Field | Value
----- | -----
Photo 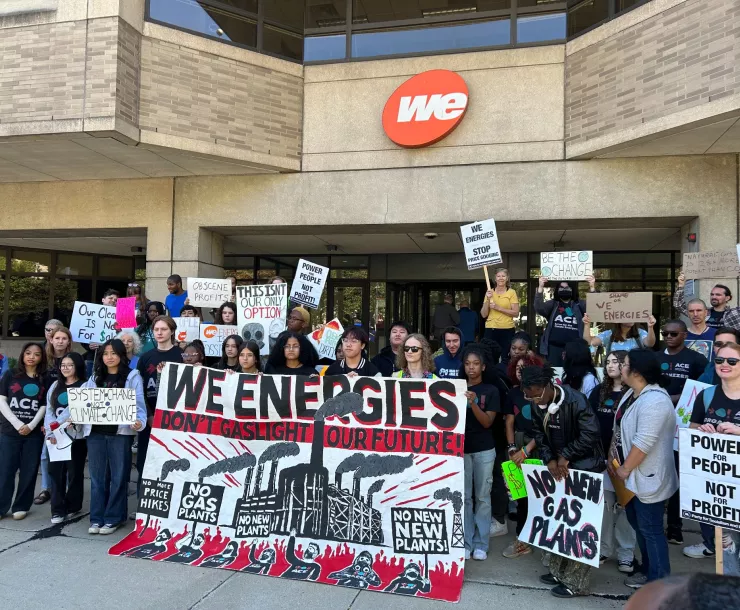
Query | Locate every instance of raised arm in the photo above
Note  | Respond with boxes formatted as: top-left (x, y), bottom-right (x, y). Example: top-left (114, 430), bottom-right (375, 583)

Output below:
top-left (673, 273), bottom-right (688, 317)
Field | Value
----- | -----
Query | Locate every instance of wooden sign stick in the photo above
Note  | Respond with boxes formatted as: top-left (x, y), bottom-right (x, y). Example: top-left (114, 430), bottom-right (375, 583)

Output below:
top-left (483, 265), bottom-right (491, 291)
top-left (716, 527), bottom-right (724, 574)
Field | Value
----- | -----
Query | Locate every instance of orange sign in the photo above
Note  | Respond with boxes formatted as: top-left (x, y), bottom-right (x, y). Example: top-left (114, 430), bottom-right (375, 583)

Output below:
top-left (382, 70), bottom-right (469, 148)
top-left (202, 325), bottom-right (218, 339)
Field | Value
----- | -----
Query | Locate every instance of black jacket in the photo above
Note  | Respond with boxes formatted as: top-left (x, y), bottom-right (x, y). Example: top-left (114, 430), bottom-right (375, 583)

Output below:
top-left (531, 385), bottom-right (605, 473)
top-left (371, 346), bottom-right (398, 378)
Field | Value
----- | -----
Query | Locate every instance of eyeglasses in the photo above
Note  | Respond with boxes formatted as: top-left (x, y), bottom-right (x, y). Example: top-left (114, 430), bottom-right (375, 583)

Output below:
top-left (525, 387), bottom-right (547, 404)
top-left (182, 353), bottom-right (197, 360)
top-left (403, 346), bottom-right (421, 353)
top-left (59, 364), bottom-right (75, 369)
top-left (715, 357), bottom-right (740, 366)
top-left (342, 338), bottom-right (360, 345)
top-left (128, 283), bottom-right (139, 287)
top-left (288, 316), bottom-right (304, 323)
top-left (661, 331), bottom-right (682, 337)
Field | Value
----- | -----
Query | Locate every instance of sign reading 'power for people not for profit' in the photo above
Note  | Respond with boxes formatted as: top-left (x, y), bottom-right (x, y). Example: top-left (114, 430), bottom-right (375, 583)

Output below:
top-left (461, 219), bottom-right (503, 270)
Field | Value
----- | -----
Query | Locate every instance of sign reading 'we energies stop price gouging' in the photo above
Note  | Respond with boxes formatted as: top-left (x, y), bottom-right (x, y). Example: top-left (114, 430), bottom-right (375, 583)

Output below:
top-left (460, 219), bottom-right (503, 270)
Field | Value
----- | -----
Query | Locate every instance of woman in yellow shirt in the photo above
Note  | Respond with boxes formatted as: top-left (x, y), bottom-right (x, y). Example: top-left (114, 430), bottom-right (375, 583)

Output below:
top-left (480, 268), bottom-right (519, 362)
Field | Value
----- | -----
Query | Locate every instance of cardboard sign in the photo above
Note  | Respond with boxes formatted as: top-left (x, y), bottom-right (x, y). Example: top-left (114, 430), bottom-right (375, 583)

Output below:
top-left (290, 259), bottom-right (329, 309)
top-left (68, 387), bottom-right (136, 425)
top-left (174, 317), bottom-right (200, 343)
top-left (460, 219), bottom-right (502, 270)
top-left (111, 364), bottom-right (468, 603)
top-left (308, 319), bottom-right (344, 360)
top-left (188, 278), bottom-right (232, 309)
top-left (116, 297), bottom-right (138, 329)
top-left (540, 251), bottom-right (593, 282)
top-left (586, 292), bottom-right (652, 323)
top-left (679, 429), bottom-right (740, 532)
top-left (674, 380), bottom-right (712, 451)
top-left (683, 250), bottom-right (740, 279)
top-left (519, 465), bottom-right (604, 567)
top-left (199, 324), bottom-right (239, 358)
top-left (236, 284), bottom-right (288, 356)
top-left (502, 459), bottom-right (544, 500)
top-left (69, 301), bottom-right (117, 343)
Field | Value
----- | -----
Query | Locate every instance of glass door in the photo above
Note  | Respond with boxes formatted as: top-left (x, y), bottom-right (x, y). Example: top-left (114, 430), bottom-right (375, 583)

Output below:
top-left (328, 281), bottom-right (369, 336)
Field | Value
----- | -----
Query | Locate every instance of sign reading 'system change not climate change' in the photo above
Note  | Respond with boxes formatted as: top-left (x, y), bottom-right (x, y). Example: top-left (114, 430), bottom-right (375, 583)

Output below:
top-left (289, 259), bottom-right (329, 309)
top-left (540, 251), bottom-right (593, 282)
top-left (460, 219), bottom-right (503, 270)
top-left (68, 387), bottom-right (136, 425)
top-left (586, 292), bottom-right (652, 323)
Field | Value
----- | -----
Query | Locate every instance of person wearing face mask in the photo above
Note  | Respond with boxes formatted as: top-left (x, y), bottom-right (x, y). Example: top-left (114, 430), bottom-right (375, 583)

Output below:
top-left (371, 321), bottom-right (410, 377)
top-left (535, 276), bottom-right (596, 367)
top-left (521, 363), bottom-right (604, 598)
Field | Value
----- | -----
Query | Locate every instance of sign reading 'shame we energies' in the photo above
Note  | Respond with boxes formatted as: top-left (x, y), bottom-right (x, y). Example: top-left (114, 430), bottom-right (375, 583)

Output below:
top-left (111, 364), bottom-right (467, 603)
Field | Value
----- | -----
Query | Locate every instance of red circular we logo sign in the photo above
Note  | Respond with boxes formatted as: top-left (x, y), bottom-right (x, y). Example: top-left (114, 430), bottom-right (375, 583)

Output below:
top-left (382, 70), bottom-right (469, 148)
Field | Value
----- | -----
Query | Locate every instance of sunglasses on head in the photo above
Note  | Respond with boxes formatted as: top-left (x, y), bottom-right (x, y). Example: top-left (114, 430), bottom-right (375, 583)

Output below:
top-left (128, 283), bottom-right (139, 287)
top-left (715, 357), bottom-right (740, 366)
top-left (404, 346), bottom-right (421, 353)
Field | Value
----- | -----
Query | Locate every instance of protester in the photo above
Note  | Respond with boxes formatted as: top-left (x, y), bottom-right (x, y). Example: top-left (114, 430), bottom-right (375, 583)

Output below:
top-left (179, 305), bottom-right (200, 318)
top-left (675, 273), bottom-right (732, 329)
top-left (286, 306), bottom-right (310, 334)
top-left (182, 341), bottom-right (206, 367)
top-left (496, 331), bottom-right (533, 378)
top-left (612, 349), bottom-right (677, 589)
top-left (235, 341), bottom-right (261, 374)
top-left (535, 275), bottom-right (595, 366)
top-left (521, 362), bottom-right (604, 598)
top-left (215, 335), bottom-right (243, 372)
top-left (325, 327), bottom-right (379, 376)
top-left (685, 343), bottom-right (740, 559)
top-left (434, 326), bottom-right (463, 379)
top-left (457, 299), bottom-right (479, 345)
top-left (394, 334), bottom-right (436, 379)
top-left (165, 274), bottom-right (188, 317)
top-left (265, 332), bottom-right (318, 376)
top-left (371, 321), bottom-right (410, 377)
top-left (83, 339), bottom-right (145, 534)
top-left (698, 326), bottom-right (740, 384)
top-left (582, 314), bottom-right (656, 353)
top-left (684, 298), bottom-right (716, 358)
top-left (481, 269), bottom-right (519, 361)
top-left (43, 319), bottom-right (63, 348)
top-left (271, 276), bottom-right (286, 284)
top-left (116, 329), bottom-right (142, 370)
top-left (624, 573), bottom-right (740, 610)
top-left (501, 353), bottom-right (544, 559)
top-left (46, 326), bottom-right (72, 380)
top-left (136, 301), bottom-right (164, 353)
top-left (588, 350), bottom-right (636, 573)
top-left (432, 293), bottom-right (460, 342)
top-left (460, 344), bottom-right (499, 561)
top-left (0, 343), bottom-right (48, 520)
top-left (44, 352), bottom-right (87, 524)
top-left (215, 302), bottom-right (238, 326)
top-left (126, 282), bottom-right (148, 323)
top-left (82, 290), bottom-right (120, 379)
top-left (562, 339), bottom-right (599, 398)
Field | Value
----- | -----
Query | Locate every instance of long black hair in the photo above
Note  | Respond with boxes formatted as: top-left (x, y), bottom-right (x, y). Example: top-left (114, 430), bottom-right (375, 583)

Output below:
top-left (215, 302), bottom-right (237, 325)
top-left (239, 341), bottom-right (263, 372)
top-left (139, 301), bottom-right (165, 330)
top-left (13, 342), bottom-right (47, 378)
top-left (267, 331), bottom-right (318, 369)
top-left (93, 339), bottom-right (131, 388)
top-left (562, 339), bottom-right (598, 393)
top-left (51, 352), bottom-right (87, 407)
top-left (598, 350), bottom-right (627, 407)
top-left (625, 348), bottom-right (670, 389)
top-left (217, 334), bottom-right (243, 369)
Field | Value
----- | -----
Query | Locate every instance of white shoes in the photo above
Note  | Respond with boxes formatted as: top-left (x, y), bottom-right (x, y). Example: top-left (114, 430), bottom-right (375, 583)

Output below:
top-left (489, 519), bottom-right (507, 537)
top-left (464, 549), bottom-right (471, 560)
top-left (12, 511), bottom-right (27, 520)
top-left (99, 523), bottom-right (120, 535)
top-left (51, 515), bottom-right (65, 525)
top-left (683, 543), bottom-right (715, 559)
top-left (472, 549), bottom-right (488, 561)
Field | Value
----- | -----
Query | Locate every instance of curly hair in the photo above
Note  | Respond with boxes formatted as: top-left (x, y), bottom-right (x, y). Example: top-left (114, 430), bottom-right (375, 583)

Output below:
top-left (395, 333), bottom-right (435, 373)
top-left (520, 363), bottom-right (556, 390)
top-left (507, 353), bottom-right (545, 386)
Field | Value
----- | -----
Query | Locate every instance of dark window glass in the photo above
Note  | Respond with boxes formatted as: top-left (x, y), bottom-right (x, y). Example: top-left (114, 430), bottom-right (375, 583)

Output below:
top-left (353, 1), bottom-right (511, 23)
top-left (11, 250), bottom-right (50, 273)
top-left (218, 0), bottom-right (258, 12)
top-left (517, 12), bottom-right (566, 43)
top-left (0, 277), bottom-right (4, 337)
top-left (351, 18), bottom-right (510, 58)
top-left (95, 281), bottom-right (129, 303)
top-left (306, 0), bottom-right (346, 28)
top-left (99, 257), bottom-right (132, 279)
top-left (56, 253), bottom-right (93, 276)
top-left (304, 34), bottom-right (347, 61)
top-left (263, 24), bottom-right (303, 61)
top-left (0, 250), bottom-right (6, 272)
top-left (617, 0), bottom-right (645, 11)
top-left (567, 0), bottom-right (609, 38)
top-left (518, 0), bottom-right (563, 6)
top-left (8, 276), bottom-right (50, 338)
top-left (264, 0), bottom-right (304, 30)
top-left (54, 279), bottom-right (93, 328)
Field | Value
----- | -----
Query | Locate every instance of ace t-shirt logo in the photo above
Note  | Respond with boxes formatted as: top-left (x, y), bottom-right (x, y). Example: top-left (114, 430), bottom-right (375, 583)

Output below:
top-left (553, 305), bottom-right (577, 331)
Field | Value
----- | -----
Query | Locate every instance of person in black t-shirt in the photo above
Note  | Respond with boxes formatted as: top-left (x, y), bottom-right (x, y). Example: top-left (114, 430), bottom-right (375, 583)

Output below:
top-left (325, 327), bottom-right (379, 377)
top-left (0, 342), bottom-right (48, 520)
top-left (265, 332), bottom-right (319, 376)
top-left (215, 335), bottom-right (243, 372)
top-left (461, 344), bottom-right (499, 562)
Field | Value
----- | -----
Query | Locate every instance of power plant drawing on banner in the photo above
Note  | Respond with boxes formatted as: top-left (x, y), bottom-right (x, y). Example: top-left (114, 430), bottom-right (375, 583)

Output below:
top-left (110, 364), bottom-right (467, 603)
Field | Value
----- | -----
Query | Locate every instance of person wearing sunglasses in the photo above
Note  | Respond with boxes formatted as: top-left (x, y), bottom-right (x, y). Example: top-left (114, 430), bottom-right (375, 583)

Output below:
top-left (685, 343), bottom-right (740, 560)
top-left (521, 363), bottom-right (604, 598)
top-left (325, 327), bottom-right (379, 377)
top-left (698, 327), bottom-right (740, 384)
top-left (394, 334), bottom-right (437, 379)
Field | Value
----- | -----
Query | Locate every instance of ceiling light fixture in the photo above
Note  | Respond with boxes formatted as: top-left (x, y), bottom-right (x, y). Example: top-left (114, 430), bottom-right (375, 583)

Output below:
top-left (421, 6), bottom-right (477, 17)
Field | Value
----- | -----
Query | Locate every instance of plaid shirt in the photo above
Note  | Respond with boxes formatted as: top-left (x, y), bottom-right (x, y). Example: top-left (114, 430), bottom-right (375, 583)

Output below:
top-left (675, 284), bottom-right (740, 329)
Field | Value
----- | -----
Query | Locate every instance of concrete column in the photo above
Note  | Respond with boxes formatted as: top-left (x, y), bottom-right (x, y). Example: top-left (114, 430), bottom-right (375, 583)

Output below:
top-left (170, 228), bottom-right (225, 282)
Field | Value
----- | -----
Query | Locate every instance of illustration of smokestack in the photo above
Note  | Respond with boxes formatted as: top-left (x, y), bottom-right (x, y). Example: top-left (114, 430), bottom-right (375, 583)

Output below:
top-left (352, 477), bottom-right (360, 500)
top-left (253, 463), bottom-right (265, 494)
top-left (313, 392), bottom-right (364, 469)
top-left (335, 472), bottom-right (342, 487)
top-left (268, 461), bottom-right (278, 494)
top-left (243, 466), bottom-right (254, 500)
top-left (311, 421), bottom-right (324, 468)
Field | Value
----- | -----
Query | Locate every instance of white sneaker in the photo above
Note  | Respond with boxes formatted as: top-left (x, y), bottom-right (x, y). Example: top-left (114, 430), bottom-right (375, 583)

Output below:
top-left (464, 549), bottom-right (471, 560)
top-left (489, 519), bottom-right (507, 537)
top-left (88, 524), bottom-right (101, 534)
top-left (683, 543), bottom-right (715, 559)
top-left (50, 515), bottom-right (65, 525)
top-left (12, 511), bottom-right (27, 520)
top-left (99, 523), bottom-right (120, 535)
top-left (472, 549), bottom-right (488, 561)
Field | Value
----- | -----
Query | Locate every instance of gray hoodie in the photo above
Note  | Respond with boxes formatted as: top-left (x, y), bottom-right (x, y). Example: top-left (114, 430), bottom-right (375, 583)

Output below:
top-left (617, 384), bottom-right (678, 504)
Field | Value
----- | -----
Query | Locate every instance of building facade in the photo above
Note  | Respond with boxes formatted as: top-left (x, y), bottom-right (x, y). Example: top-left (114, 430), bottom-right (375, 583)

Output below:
top-left (0, 0), bottom-right (738, 354)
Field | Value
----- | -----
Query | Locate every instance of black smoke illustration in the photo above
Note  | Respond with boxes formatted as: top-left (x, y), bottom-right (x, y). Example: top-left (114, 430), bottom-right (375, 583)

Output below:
top-left (258, 442), bottom-right (300, 464)
top-left (334, 453), bottom-right (367, 486)
top-left (354, 453), bottom-right (414, 480)
top-left (366, 479), bottom-right (385, 506)
top-left (433, 487), bottom-right (463, 513)
top-left (315, 392), bottom-right (364, 421)
top-left (161, 459), bottom-right (190, 481)
top-left (198, 452), bottom-right (256, 479)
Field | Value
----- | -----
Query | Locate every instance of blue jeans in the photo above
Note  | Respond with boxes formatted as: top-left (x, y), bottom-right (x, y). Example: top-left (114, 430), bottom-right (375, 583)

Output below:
top-left (625, 496), bottom-right (671, 582)
top-left (0, 433), bottom-right (43, 514)
top-left (40, 442), bottom-right (50, 491)
top-left (87, 433), bottom-right (133, 526)
top-left (464, 448), bottom-right (496, 553)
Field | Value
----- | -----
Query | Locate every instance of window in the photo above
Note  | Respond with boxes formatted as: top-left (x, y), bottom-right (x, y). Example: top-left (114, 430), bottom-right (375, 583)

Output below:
top-left (263, 24), bottom-right (303, 61)
top-left (517, 13), bottom-right (566, 43)
top-left (306, 0), bottom-right (346, 28)
top-left (353, 1), bottom-right (511, 23)
top-left (567, 0), bottom-right (609, 38)
top-left (264, 0), bottom-right (304, 30)
top-left (99, 257), bottom-right (133, 279)
top-left (304, 35), bottom-right (346, 61)
top-left (11, 250), bottom-right (50, 273)
top-left (57, 253), bottom-right (93, 276)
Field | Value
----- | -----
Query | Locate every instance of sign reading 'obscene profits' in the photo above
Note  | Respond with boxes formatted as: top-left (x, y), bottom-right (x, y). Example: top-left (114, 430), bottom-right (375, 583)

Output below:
top-left (68, 387), bottom-right (136, 425)
top-left (540, 251), bottom-right (593, 282)
top-left (586, 292), bottom-right (652, 323)
top-left (683, 250), bottom-right (740, 279)
top-left (290, 259), bottom-right (329, 309)
top-left (188, 278), bottom-right (232, 308)
top-left (460, 219), bottom-right (503, 270)
top-left (680, 428), bottom-right (740, 532)
top-left (69, 301), bottom-right (117, 343)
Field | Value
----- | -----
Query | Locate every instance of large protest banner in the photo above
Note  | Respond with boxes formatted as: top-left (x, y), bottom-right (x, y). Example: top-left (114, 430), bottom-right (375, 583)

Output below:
top-left (69, 301), bottom-right (116, 343)
top-left (518, 464), bottom-right (604, 567)
top-left (540, 251), bottom-right (593, 282)
top-left (679, 428), bottom-right (740, 532)
top-left (460, 219), bottom-right (502, 270)
top-left (236, 284), bottom-right (288, 355)
top-left (111, 364), bottom-right (467, 603)
top-left (586, 292), bottom-right (652, 323)
top-left (290, 259), bottom-right (329, 309)
top-left (683, 250), bottom-right (740, 279)
top-left (188, 278), bottom-right (232, 309)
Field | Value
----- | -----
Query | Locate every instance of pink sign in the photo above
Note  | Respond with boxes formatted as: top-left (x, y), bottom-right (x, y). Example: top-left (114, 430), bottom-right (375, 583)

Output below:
top-left (116, 297), bottom-right (137, 329)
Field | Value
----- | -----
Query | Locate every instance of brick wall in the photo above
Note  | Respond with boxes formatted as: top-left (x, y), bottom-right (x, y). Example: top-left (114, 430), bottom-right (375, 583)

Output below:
top-left (139, 38), bottom-right (303, 160)
top-left (566, 0), bottom-right (740, 148)
top-left (117, 19), bottom-right (141, 126)
top-left (85, 17), bottom-right (119, 120)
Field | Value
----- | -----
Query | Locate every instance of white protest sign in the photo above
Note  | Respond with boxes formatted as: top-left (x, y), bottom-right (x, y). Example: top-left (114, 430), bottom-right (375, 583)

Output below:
top-left (68, 387), bottom-right (137, 425)
top-left (674, 380), bottom-right (712, 451)
top-left (290, 259), bottom-right (329, 309)
top-left (679, 428), bottom-right (740, 532)
top-left (519, 464), bottom-right (604, 567)
top-left (460, 218), bottom-right (502, 270)
top-left (187, 277), bottom-right (232, 309)
top-left (69, 301), bottom-right (116, 343)
top-left (200, 324), bottom-right (239, 358)
top-left (540, 251), bottom-right (593, 282)
top-left (236, 283), bottom-right (288, 355)
top-left (174, 317), bottom-right (200, 343)
top-left (308, 319), bottom-right (344, 360)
